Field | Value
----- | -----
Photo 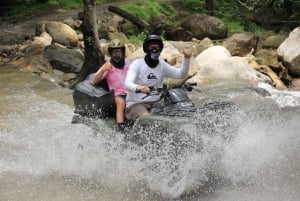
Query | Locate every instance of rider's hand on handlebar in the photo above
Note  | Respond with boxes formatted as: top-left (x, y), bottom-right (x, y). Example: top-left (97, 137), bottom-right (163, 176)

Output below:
top-left (136, 85), bottom-right (151, 94)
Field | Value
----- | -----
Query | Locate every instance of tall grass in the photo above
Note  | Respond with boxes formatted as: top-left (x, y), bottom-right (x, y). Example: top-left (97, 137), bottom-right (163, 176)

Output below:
top-left (120, 0), bottom-right (164, 19)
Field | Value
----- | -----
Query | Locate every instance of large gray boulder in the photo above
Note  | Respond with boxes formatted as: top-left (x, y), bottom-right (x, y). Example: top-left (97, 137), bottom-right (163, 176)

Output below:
top-left (277, 27), bottom-right (300, 77)
top-left (36, 21), bottom-right (79, 47)
top-left (222, 32), bottom-right (259, 56)
top-left (180, 14), bottom-right (227, 40)
top-left (191, 45), bottom-right (270, 85)
top-left (43, 45), bottom-right (84, 73)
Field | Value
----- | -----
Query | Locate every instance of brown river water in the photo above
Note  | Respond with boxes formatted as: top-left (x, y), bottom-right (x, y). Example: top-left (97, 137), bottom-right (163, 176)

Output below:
top-left (0, 64), bottom-right (300, 201)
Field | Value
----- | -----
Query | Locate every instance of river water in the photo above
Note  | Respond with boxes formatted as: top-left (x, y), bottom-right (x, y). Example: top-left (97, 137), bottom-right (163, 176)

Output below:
top-left (0, 64), bottom-right (299, 201)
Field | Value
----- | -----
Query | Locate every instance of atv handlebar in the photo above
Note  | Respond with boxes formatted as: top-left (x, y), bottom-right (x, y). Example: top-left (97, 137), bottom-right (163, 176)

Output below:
top-left (137, 86), bottom-right (163, 99)
top-left (136, 82), bottom-right (197, 99)
top-left (183, 82), bottom-right (197, 92)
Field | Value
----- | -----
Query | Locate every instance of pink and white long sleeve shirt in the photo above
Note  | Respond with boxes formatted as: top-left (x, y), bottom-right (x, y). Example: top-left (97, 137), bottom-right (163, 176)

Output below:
top-left (95, 60), bottom-right (130, 96)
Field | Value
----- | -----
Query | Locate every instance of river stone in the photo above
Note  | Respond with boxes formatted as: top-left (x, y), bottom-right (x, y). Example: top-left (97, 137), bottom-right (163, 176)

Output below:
top-left (278, 27), bottom-right (300, 77)
top-left (36, 21), bottom-right (79, 47)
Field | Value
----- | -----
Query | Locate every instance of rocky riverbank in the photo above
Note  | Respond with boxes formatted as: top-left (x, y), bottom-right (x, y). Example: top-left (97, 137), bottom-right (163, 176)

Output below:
top-left (0, 2), bottom-right (299, 90)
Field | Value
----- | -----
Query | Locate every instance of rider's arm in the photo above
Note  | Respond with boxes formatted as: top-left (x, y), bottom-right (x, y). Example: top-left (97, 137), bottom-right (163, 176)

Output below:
top-left (125, 62), bottom-right (139, 92)
top-left (163, 57), bottom-right (190, 78)
top-left (93, 63), bottom-right (110, 84)
top-left (164, 49), bottom-right (192, 78)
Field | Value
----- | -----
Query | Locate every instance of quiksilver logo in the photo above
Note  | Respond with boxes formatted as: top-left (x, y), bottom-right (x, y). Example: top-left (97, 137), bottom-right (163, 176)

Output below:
top-left (147, 73), bottom-right (157, 80)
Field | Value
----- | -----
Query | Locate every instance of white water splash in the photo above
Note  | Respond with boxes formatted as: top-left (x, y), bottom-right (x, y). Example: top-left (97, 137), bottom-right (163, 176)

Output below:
top-left (1, 67), bottom-right (300, 200)
top-left (257, 82), bottom-right (300, 107)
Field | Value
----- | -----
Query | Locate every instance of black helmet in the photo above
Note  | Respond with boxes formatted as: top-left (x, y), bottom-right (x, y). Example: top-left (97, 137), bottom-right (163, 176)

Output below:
top-left (108, 39), bottom-right (125, 56)
top-left (143, 34), bottom-right (164, 53)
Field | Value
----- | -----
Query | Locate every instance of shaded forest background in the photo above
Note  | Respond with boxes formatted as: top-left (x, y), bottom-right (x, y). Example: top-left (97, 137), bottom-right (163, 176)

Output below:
top-left (1, 0), bottom-right (300, 37)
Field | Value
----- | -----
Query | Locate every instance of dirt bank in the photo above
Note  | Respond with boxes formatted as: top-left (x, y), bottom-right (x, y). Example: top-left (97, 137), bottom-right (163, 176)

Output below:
top-left (0, 3), bottom-right (117, 45)
top-left (0, 0), bottom-right (180, 46)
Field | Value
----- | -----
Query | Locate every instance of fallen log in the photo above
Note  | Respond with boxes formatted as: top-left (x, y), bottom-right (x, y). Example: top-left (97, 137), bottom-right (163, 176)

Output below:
top-left (249, 59), bottom-right (287, 89)
top-left (108, 5), bottom-right (150, 32)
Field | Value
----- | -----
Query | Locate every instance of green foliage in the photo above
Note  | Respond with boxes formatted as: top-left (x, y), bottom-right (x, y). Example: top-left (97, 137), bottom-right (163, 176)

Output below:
top-left (47, 0), bottom-right (82, 9)
top-left (240, 18), bottom-right (265, 33)
top-left (160, 3), bottom-right (178, 25)
top-left (96, 0), bottom-right (121, 3)
top-left (0, 3), bottom-right (46, 17)
top-left (1, 0), bottom-right (279, 35)
top-left (120, 0), bottom-right (164, 19)
top-left (214, 0), bottom-right (244, 32)
top-left (86, 36), bottom-right (94, 45)
top-left (178, 0), bottom-right (267, 33)
top-left (119, 0), bottom-right (177, 27)
top-left (17, 0), bottom-right (47, 4)
top-left (182, 0), bottom-right (205, 13)
top-left (212, 0), bottom-right (265, 33)
top-left (222, 18), bottom-right (244, 33)
top-left (20, 0), bottom-right (35, 5)
top-left (128, 32), bottom-right (147, 45)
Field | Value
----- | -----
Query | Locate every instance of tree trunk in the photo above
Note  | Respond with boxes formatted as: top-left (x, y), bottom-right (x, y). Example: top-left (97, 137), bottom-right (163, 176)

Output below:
top-left (205, 0), bottom-right (214, 16)
top-left (70, 0), bottom-right (105, 88)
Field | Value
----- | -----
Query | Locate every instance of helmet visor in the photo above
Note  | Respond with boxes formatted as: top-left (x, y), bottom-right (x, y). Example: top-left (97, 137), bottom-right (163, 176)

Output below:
top-left (110, 48), bottom-right (123, 63)
top-left (147, 43), bottom-right (161, 52)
